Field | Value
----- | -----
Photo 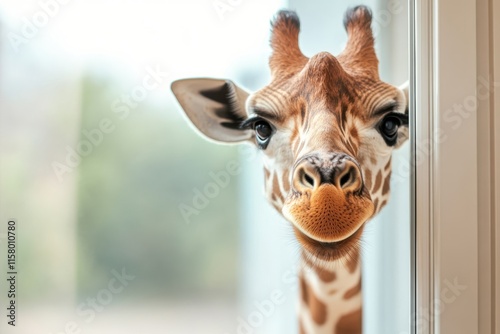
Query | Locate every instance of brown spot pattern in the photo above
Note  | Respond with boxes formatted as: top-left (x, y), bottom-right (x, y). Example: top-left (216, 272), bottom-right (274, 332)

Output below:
top-left (343, 276), bottom-right (362, 300)
top-left (317, 268), bottom-right (337, 283)
top-left (380, 199), bottom-right (388, 209)
top-left (303, 256), bottom-right (337, 283)
top-left (335, 308), bottom-right (362, 334)
top-left (381, 171), bottom-right (391, 195)
top-left (384, 158), bottom-right (391, 171)
top-left (300, 276), bottom-right (308, 304)
top-left (349, 126), bottom-right (359, 142)
top-left (272, 172), bottom-right (279, 192)
top-left (300, 276), bottom-right (328, 325)
top-left (372, 170), bottom-right (382, 193)
top-left (364, 169), bottom-right (372, 191)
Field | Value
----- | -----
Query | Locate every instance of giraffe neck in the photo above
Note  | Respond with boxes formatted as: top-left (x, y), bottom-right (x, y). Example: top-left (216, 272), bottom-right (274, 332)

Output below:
top-left (298, 248), bottom-right (362, 334)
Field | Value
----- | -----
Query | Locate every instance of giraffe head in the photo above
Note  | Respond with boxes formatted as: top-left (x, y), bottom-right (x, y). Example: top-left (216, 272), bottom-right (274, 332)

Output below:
top-left (172, 6), bottom-right (409, 262)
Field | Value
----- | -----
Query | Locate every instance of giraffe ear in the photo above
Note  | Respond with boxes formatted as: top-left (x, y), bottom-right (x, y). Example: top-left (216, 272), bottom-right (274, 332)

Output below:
top-left (171, 78), bottom-right (253, 143)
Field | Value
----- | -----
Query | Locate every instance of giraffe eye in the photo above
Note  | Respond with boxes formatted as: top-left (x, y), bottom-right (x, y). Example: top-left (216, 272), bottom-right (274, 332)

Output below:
top-left (379, 115), bottom-right (401, 145)
top-left (254, 120), bottom-right (273, 148)
top-left (255, 121), bottom-right (272, 139)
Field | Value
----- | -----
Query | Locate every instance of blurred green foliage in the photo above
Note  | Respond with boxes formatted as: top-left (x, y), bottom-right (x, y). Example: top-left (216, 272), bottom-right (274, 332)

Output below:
top-left (76, 72), bottom-right (241, 300)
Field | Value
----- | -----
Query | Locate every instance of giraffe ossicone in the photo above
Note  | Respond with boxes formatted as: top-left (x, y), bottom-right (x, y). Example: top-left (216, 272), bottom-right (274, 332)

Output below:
top-left (172, 5), bottom-right (408, 334)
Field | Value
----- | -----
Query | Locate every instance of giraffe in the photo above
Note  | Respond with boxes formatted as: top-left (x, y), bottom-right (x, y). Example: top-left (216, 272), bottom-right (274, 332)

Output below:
top-left (171, 6), bottom-right (408, 334)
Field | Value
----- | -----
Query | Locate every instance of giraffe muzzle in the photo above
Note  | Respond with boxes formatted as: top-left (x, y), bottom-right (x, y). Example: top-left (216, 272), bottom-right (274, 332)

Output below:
top-left (283, 152), bottom-right (374, 247)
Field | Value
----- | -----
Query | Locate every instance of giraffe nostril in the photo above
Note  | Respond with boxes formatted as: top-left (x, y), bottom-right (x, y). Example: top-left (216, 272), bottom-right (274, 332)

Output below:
top-left (339, 168), bottom-right (353, 188)
top-left (303, 172), bottom-right (315, 188)
top-left (336, 162), bottom-right (362, 193)
top-left (293, 165), bottom-right (320, 191)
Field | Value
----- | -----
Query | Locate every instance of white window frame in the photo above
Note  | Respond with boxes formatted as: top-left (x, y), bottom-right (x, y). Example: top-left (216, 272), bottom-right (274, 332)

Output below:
top-left (411, 0), bottom-right (499, 333)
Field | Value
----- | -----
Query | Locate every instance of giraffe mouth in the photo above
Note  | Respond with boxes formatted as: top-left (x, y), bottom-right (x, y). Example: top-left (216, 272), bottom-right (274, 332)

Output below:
top-left (282, 183), bottom-right (373, 260)
top-left (293, 224), bottom-right (364, 261)
top-left (282, 184), bottom-right (373, 239)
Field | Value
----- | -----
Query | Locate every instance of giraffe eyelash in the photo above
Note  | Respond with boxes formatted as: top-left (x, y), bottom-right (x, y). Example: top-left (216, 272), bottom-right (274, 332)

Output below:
top-left (239, 117), bottom-right (258, 130)
top-left (384, 112), bottom-right (408, 125)
top-left (239, 116), bottom-right (269, 130)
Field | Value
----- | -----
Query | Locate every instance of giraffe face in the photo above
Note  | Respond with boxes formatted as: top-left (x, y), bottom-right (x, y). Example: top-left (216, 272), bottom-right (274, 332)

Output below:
top-left (171, 6), bottom-right (409, 262)
top-left (243, 8), bottom-right (408, 260)
top-left (247, 62), bottom-right (407, 261)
